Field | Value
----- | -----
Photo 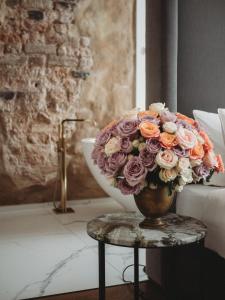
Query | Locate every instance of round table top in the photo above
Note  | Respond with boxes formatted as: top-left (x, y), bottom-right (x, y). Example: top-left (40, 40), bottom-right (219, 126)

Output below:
top-left (87, 212), bottom-right (207, 248)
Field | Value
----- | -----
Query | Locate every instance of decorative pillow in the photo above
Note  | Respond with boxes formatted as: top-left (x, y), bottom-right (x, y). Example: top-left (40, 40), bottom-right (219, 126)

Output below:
top-left (193, 110), bottom-right (225, 186)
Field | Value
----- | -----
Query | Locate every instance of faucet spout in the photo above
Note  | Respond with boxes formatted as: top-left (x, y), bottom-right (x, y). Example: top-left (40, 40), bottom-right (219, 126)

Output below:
top-left (54, 118), bottom-right (86, 214)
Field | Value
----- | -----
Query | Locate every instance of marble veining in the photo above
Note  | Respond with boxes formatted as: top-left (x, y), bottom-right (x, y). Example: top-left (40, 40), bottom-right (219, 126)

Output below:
top-left (0, 198), bottom-right (147, 300)
top-left (87, 212), bottom-right (207, 248)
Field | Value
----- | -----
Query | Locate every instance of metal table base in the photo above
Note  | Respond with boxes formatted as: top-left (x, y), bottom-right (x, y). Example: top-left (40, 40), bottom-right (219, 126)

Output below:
top-left (98, 241), bottom-right (140, 300)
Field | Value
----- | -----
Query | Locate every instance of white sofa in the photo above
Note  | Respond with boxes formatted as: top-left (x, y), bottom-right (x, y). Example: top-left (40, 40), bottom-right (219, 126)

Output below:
top-left (176, 184), bottom-right (225, 259)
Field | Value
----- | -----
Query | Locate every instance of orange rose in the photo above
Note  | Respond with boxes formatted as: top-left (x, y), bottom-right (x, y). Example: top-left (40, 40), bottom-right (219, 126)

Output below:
top-left (203, 150), bottom-right (218, 168)
top-left (159, 132), bottom-right (178, 149)
top-left (176, 113), bottom-right (196, 126)
top-left (215, 154), bottom-right (225, 173)
top-left (138, 110), bottom-right (158, 119)
top-left (199, 131), bottom-right (214, 152)
top-left (139, 121), bottom-right (160, 138)
top-left (189, 141), bottom-right (205, 160)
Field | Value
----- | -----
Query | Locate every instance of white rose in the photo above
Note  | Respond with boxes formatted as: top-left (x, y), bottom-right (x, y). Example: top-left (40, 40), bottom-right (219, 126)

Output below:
top-left (159, 168), bottom-right (178, 182)
top-left (175, 184), bottom-right (184, 192)
top-left (190, 159), bottom-right (202, 167)
top-left (122, 108), bottom-right (140, 120)
top-left (163, 122), bottom-right (177, 134)
top-left (149, 102), bottom-right (165, 114)
top-left (177, 157), bottom-right (190, 172)
top-left (179, 168), bottom-right (193, 185)
top-left (104, 137), bottom-right (121, 156)
top-left (156, 150), bottom-right (178, 169)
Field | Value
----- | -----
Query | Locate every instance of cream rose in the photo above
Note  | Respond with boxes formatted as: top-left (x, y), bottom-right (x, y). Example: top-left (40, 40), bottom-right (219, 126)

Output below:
top-left (159, 168), bottom-right (178, 182)
top-left (176, 127), bottom-right (197, 149)
top-left (138, 142), bottom-right (146, 152)
top-left (156, 150), bottom-right (178, 169)
top-left (149, 102), bottom-right (165, 114)
top-left (122, 108), bottom-right (140, 120)
top-left (175, 184), bottom-right (184, 192)
top-left (179, 168), bottom-right (193, 185)
top-left (177, 157), bottom-right (190, 172)
top-left (104, 137), bottom-right (121, 156)
top-left (190, 158), bottom-right (202, 167)
top-left (163, 122), bottom-right (177, 134)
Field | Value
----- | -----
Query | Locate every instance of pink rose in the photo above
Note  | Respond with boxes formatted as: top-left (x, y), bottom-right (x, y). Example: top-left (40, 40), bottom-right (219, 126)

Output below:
top-left (176, 127), bottom-right (197, 149)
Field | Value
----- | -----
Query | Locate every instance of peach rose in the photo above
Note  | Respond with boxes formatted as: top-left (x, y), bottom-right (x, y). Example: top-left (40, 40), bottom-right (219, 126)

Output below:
top-left (176, 127), bottom-right (197, 149)
top-left (189, 141), bottom-right (205, 160)
top-left (159, 132), bottom-right (178, 149)
top-left (138, 110), bottom-right (158, 119)
top-left (216, 154), bottom-right (225, 173)
top-left (199, 131), bottom-right (214, 152)
top-left (176, 113), bottom-right (195, 126)
top-left (156, 150), bottom-right (178, 169)
top-left (159, 168), bottom-right (178, 182)
top-left (139, 121), bottom-right (160, 138)
top-left (203, 150), bottom-right (218, 168)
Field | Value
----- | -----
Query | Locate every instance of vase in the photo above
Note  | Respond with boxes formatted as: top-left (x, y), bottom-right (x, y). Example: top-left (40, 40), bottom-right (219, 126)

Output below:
top-left (134, 186), bottom-right (175, 229)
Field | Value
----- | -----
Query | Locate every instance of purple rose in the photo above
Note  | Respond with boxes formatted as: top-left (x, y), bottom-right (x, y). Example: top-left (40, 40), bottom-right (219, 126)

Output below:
top-left (193, 164), bottom-right (210, 180)
top-left (117, 119), bottom-right (139, 137)
top-left (123, 156), bottom-right (147, 186)
top-left (146, 138), bottom-right (161, 153)
top-left (139, 148), bottom-right (157, 171)
top-left (173, 145), bottom-right (189, 157)
top-left (121, 137), bottom-right (133, 153)
top-left (117, 179), bottom-right (141, 195)
top-left (96, 129), bottom-right (111, 146)
top-left (160, 110), bottom-right (177, 123)
top-left (138, 115), bottom-right (160, 125)
top-left (105, 152), bottom-right (127, 176)
top-left (176, 119), bottom-right (193, 131)
top-left (96, 152), bottom-right (108, 173)
top-left (91, 146), bottom-right (104, 164)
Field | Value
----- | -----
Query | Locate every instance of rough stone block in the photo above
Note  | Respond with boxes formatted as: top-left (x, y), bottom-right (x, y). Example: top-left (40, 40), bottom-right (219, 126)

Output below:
top-left (0, 55), bottom-right (27, 66)
top-left (28, 10), bottom-right (44, 21)
top-left (28, 55), bottom-right (46, 68)
top-left (5, 43), bottom-right (22, 54)
top-left (0, 91), bottom-right (16, 101)
top-left (21, 0), bottom-right (52, 9)
top-left (0, 43), bottom-right (4, 56)
top-left (25, 44), bottom-right (56, 55)
top-left (48, 55), bottom-right (78, 67)
top-left (6, 0), bottom-right (20, 7)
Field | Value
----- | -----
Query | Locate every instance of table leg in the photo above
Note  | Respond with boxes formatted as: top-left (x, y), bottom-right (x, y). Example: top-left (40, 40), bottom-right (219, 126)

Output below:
top-left (134, 246), bottom-right (139, 300)
top-left (99, 241), bottom-right (105, 300)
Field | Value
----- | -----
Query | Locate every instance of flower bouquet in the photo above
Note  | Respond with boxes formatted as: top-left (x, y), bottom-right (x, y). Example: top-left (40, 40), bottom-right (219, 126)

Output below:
top-left (92, 103), bottom-right (224, 226)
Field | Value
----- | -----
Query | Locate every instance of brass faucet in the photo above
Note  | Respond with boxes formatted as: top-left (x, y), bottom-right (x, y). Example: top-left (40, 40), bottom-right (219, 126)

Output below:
top-left (54, 118), bottom-right (85, 214)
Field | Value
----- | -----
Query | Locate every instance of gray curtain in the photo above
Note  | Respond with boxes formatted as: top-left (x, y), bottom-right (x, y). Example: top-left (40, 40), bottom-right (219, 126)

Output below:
top-left (146, 0), bottom-right (178, 112)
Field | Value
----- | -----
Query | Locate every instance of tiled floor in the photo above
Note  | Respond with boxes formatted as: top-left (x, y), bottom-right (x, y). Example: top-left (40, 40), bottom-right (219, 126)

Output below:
top-left (0, 198), bottom-right (147, 300)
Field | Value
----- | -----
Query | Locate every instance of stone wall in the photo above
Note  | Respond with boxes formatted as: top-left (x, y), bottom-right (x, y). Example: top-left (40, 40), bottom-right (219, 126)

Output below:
top-left (0, 0), bottom-right (135, 205)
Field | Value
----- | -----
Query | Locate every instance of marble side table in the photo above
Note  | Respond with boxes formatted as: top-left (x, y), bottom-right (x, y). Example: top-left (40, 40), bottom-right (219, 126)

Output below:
top-left (87, 212), bottom-right (207, 300)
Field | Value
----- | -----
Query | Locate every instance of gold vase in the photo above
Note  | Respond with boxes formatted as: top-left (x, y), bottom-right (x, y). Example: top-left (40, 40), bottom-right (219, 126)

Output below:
top-left (134, 186), bottom-right (175, 229)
